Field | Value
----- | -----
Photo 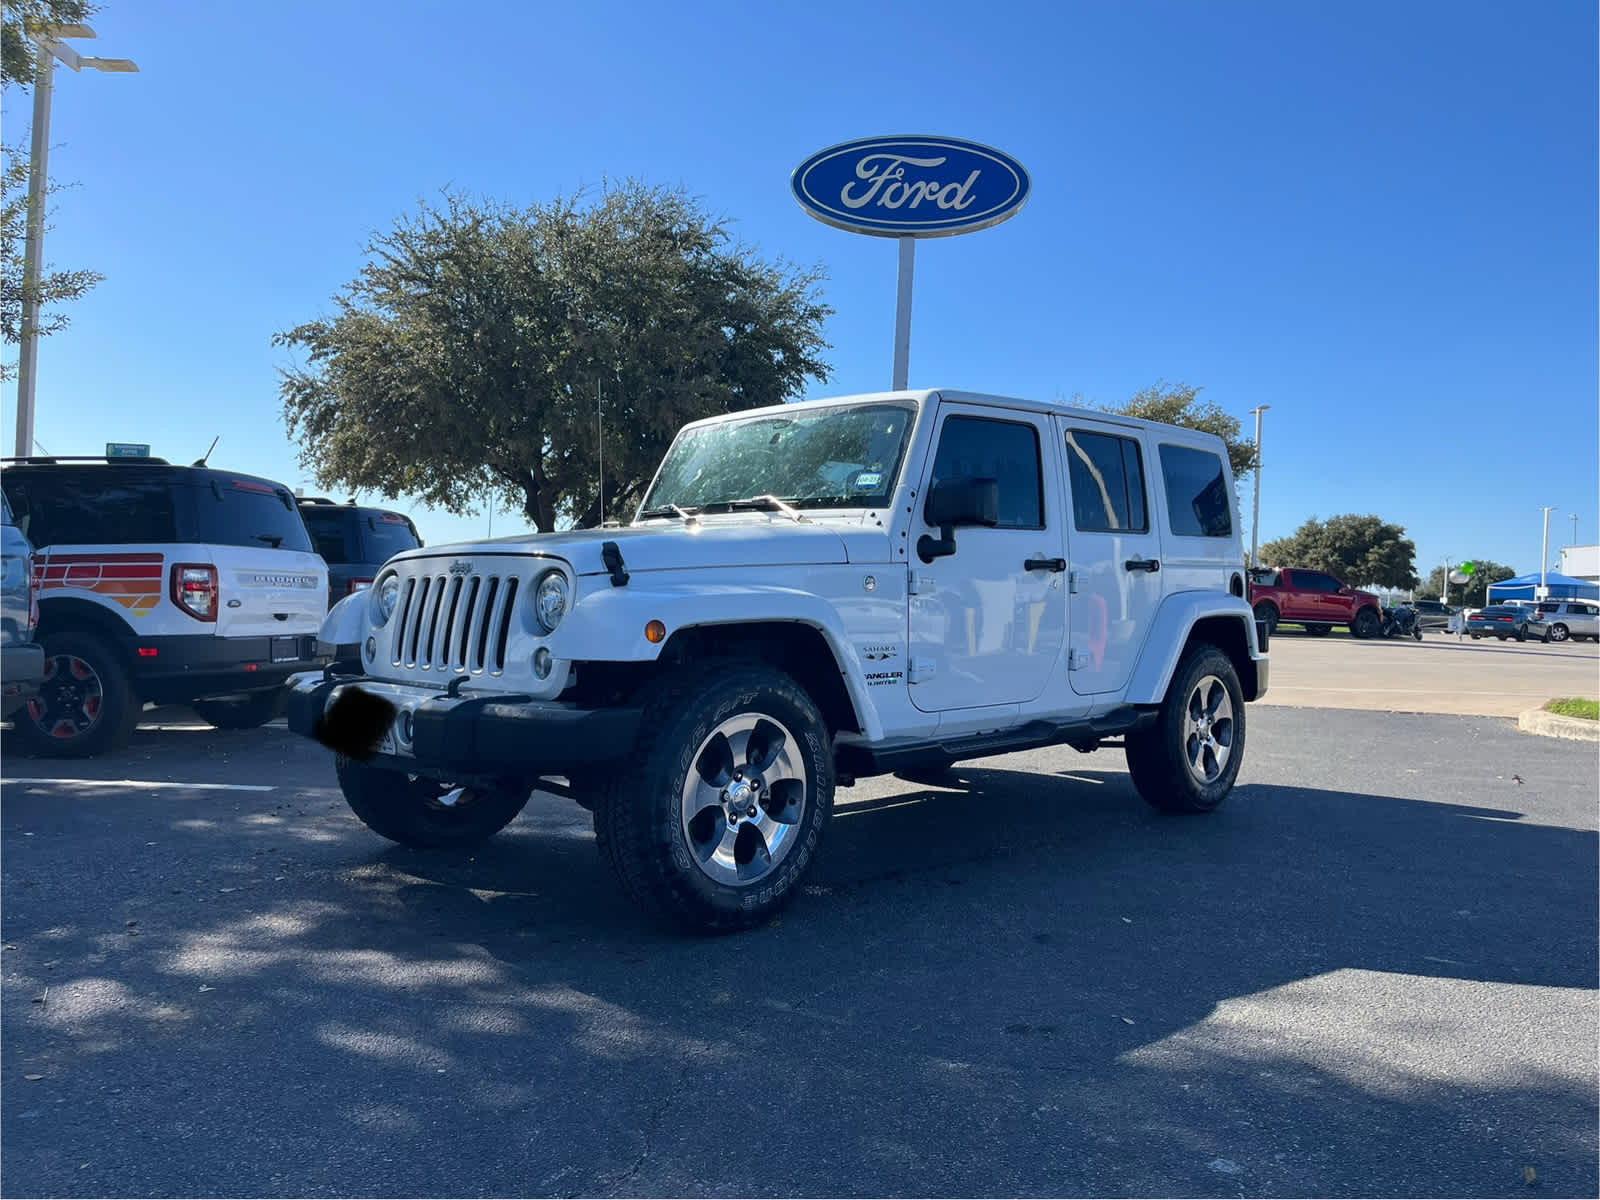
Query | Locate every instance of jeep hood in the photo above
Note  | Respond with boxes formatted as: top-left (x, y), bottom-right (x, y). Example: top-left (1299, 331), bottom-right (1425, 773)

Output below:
top-left (390, 521), bottom-right (853, 575)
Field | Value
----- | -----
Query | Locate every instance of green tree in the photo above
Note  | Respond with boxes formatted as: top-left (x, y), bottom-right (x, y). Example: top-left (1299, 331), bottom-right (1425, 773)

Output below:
top-left (1089, 381), bottom-right (1259, 480)
top-left (1417, 560), bottom-right (1517, 608)
top-left (1, 144), bottom-right (102, 378)
top-left (2, 0), bottom-right (94, 89)
top-left (1257, 513), bottom-right (1419, 589)
top-left (277, 183), bottom-right (833, 532)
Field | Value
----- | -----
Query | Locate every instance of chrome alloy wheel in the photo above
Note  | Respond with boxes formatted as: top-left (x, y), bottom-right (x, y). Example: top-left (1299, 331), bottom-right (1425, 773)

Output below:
top-left (1182, 673), bottom-right (1236, 786)
top-left (28, 653), bottom-right (105, 741)
top-left (680, 712), bottom-right (807, 886)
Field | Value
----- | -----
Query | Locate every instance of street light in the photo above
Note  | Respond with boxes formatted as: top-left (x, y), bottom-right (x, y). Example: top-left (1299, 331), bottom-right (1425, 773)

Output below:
top-left (1539, 506), bottom-right (1556, 600)
top-left (13, 23), bottom-right (139, 459)
top-left (1249, 405), bottom-right (1270, 567)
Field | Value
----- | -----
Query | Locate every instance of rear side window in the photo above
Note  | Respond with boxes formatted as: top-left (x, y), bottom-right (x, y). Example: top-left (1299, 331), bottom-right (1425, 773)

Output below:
top-left (361, 513), bottom-right (422, 560)
top-left (184, 479), bottom-right (313, 553)
top-left (930, 416), bottom-right (1044, 529)
top-left (300, 508), bottom-right (356, 562)
top-left (1065, 430), bottom-right (1147, 533)
top-left (1159, 444), bottom-right (1233, 537)
top-left (2, 471), bottom-right (178, 547)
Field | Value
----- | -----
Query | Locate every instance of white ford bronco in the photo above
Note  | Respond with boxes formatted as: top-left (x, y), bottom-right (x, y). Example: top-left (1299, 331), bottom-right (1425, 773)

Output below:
top-left (288, 389), bottom-right (1269, 932)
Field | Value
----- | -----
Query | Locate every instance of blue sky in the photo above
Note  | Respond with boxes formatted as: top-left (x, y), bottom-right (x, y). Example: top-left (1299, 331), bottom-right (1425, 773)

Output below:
top-left (3, 0), bottom-right (1595, 586)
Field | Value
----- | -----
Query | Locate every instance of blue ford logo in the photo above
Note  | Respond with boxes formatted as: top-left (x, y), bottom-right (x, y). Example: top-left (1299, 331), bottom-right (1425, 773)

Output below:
top-left (792, 135), bottom-right (1030, 238)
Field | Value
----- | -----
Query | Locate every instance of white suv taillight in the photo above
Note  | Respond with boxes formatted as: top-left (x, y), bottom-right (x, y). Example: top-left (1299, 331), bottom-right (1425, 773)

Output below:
top-left (348, 577), bottom-right (374, 595)
top-left (171, 563), bottom-right (219, 622)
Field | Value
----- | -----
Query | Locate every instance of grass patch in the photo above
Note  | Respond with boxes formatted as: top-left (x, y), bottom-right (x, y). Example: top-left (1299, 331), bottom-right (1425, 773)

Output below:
top-left (1544, 697), bottom-right (1599, 721)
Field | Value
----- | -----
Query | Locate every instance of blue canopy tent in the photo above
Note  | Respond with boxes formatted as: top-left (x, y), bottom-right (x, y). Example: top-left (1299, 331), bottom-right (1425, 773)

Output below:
top-left (1485, 571), bottom-right (1600, 603)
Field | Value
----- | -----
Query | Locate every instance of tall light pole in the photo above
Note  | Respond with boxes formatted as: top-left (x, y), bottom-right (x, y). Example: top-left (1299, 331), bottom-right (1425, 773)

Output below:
top-left (1249, 405), bottom-right (1270, 567)
top-left (1539, 506), bottom-right (1556, 599)
top-left (1572, 513), bottom-right (1579, 548)
top-left (13, 23), bottom-right (138, 459)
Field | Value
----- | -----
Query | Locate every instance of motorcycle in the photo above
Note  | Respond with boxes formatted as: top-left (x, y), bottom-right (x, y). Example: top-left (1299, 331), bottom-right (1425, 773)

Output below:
top-left (1380, 604), bottom-right (1423, 640)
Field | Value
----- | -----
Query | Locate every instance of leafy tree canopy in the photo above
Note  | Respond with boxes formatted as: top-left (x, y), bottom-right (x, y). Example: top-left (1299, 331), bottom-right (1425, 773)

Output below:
top-left (2, 0), bottom-right (95, 89)
top-left (1417, 560), bottom-right (1517, 608)
top-left (1258, 513), bottom-right (1419, 589)
top-left (276, 182), bottom-right (834, 532)
top-left (1089, 380), bottom-right (1259, 480)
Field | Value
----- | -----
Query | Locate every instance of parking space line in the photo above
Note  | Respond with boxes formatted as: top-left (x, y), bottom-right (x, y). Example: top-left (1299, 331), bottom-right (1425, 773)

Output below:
top-left (0, 778), bottom-right (275, 793)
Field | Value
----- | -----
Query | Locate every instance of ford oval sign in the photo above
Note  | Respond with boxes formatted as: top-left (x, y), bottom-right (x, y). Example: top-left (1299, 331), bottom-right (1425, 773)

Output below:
top-left (792, 135), bottom-right (1030, 238)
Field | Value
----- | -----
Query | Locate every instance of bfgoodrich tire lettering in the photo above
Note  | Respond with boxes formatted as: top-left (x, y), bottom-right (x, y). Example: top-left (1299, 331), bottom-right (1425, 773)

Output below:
top-left (594, 663), bottom-right (833, 934)
top-left (335, 756), bottom-right (532, 849)
top-left (1125, 644), bottom-right (1245, 814)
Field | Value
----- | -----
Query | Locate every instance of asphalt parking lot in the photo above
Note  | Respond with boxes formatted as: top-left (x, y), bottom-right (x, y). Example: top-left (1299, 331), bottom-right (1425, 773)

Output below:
top-left (2, 662), bottom-right (1596, 1198)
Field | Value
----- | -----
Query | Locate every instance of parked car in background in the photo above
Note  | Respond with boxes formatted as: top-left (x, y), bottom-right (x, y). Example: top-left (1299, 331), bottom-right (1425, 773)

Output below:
top-left (1247, 566), bottom-right (1384, 638)
top-left (1409, 598), bottom-right (1458, 630)
top-left (1533, 599), bottom-right (1599, 643)
top-left (0, 456), bottom-right (328, 756)
top-left (1, 490), bottom-right (44, 718)
top-left (298, 498), bottom-right (423, 609)
top-left (1465, 604), bottom-right (1547, 642)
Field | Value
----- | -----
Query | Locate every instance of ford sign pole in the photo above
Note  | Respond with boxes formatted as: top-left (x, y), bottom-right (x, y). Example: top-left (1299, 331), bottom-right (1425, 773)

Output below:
top-left (792, 136), bottom-right (1030, 392)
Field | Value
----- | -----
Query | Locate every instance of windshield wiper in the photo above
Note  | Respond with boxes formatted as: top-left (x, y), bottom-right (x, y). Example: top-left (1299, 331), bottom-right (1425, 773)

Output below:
top-left (253, 534), bottom-right (284, 547)
top-left (637, 504), bottom-right (702, 525)
top-left (703, 495), bottom-right (809, 523)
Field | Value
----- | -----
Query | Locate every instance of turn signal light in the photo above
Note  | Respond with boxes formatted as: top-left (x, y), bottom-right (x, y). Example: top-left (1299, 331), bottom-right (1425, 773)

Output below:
top-left (645, 620), bottom-right (666, 644)
top-left (171, 563), bottom-right (219, 622)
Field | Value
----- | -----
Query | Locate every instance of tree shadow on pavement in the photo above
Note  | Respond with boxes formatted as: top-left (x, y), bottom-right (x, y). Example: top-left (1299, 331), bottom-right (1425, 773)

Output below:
top-left (1, 744), bottom-right (1595, 1198)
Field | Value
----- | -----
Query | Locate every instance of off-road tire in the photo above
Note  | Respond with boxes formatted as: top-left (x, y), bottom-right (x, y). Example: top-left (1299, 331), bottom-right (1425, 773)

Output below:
top-left (1305, 623), bottom-right (1332, 637)
top-left (1351, 608), bottom-right (1381, 639)
top-left (1126, 644), bottom-right (1245, 814)
top-left (1252, 602), bottom-right (1278, 636)
top-left (593, 662), bottom-right (833, 934)
top-left (193, 690), bottom-right (283, 730)
top-left (335, 756), bottom-right (532, 849)
top-left (14, 631), bottom-right (140, 758)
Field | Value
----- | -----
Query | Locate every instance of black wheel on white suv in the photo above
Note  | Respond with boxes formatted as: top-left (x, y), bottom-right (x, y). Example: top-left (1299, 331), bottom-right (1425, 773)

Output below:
top-left (1351, 608), bottom-right (1380, 639)
top-left (15, 631), bottom-right (140, 758)
top-left (593, 663), bottom-right (833, 934)
top-left (335, 756), bottom-right (533, 849)
top-left (1126, 644), bottom-right (1245, 814)
top-left (193, 690), bottom-right (283, 730)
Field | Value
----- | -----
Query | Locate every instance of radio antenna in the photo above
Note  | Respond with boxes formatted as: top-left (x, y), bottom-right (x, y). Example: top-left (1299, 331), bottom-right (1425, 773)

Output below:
top-left (192, 436), bottom-right (220, 467)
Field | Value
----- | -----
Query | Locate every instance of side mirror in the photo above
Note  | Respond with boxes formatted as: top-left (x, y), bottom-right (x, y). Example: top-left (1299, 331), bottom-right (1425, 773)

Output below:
top-left (918, 477), bottom-right (1000, 563)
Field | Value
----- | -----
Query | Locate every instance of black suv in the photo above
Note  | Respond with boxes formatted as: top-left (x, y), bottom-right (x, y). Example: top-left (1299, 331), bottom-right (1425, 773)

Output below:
top-left (297, 498), bottom-right (423, 609)
top-left (1, 457), bottom-right (327, 756)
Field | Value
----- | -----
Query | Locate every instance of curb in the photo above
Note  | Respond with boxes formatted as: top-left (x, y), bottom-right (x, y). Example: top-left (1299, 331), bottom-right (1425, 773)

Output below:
top-left (1517, 708), bottom-right (1600, 742)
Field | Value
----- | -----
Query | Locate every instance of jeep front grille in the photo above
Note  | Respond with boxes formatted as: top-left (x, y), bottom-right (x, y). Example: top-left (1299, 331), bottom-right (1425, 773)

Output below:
top-left (389, 569), bottom-right (522, 675)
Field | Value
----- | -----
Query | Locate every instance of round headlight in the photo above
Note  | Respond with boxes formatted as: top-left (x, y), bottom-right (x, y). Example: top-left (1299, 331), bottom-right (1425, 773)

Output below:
top-left (533, 570), bottom-right (569, 634)
top-left (374, 573), bottom-right (401, 625)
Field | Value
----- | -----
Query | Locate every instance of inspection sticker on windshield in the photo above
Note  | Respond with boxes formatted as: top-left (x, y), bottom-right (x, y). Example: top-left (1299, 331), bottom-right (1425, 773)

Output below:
top-left (852, 472), bottom-right (883, 491)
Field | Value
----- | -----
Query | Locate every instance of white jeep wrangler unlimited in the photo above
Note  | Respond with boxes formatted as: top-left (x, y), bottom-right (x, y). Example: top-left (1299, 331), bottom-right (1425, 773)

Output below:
top-left (287, 389), bottom-right (1268, 932)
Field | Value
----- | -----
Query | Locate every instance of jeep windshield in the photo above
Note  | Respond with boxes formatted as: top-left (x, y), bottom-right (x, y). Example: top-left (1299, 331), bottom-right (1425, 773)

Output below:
top-left (639, 402), bottom-right (915, 517)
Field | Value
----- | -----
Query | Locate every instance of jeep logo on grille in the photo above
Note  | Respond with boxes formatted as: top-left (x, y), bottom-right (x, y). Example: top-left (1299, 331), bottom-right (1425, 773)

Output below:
top-left (448, 560), bottom-right (473, 577)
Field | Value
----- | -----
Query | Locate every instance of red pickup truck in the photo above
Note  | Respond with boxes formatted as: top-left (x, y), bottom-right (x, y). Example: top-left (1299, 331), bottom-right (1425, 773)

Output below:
top-left (1248, 567), bottom-right (1384, 638)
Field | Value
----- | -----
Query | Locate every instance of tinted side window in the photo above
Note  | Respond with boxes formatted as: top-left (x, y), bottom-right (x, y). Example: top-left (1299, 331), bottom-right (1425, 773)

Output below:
top-left (1065, 430), bottom-right (1147, 533)
top-left (184, 478), bottom-right (313, 553)
top-left (3, 471), bottom-right (177, 548)
top-left (300, 508), bottom-right (355, 562)
top-left (930, 416), bottom-right (1043, 528)
top-left (1158, 444), bottom-right (1233, 537)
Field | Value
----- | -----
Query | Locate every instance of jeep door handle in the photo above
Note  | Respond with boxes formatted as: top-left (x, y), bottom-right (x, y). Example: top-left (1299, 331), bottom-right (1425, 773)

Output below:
top-left (1124, 558), bottom-right (1160, 573)
top-left (1024, 557), bottom-right (1067, 573)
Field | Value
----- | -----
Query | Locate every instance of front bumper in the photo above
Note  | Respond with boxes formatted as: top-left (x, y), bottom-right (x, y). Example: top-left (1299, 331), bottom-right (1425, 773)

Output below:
top-left (1, 641), bottom-right (44, 718)
top-left (286, 669), bottom-right (643, 776)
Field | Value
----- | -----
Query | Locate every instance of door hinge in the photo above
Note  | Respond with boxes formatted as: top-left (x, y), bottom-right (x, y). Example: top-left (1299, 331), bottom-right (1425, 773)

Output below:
top-left (1067, 646), bottom-right (1090, 671)
top-left (1068, 570), bottom-right (1079, 594)
top-left (907, 569), bottom-right (936, 595)
top-left (909, 656), bottom-right (936, 683)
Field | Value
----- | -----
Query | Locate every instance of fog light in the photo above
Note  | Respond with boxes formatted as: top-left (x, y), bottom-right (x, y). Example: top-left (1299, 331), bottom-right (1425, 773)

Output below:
top-left (533, 647), bottom-right (553, 679)
top-left (364, 637), bottom-right (377, 661)
top-left (645, 620), bottom-right (666, 644)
